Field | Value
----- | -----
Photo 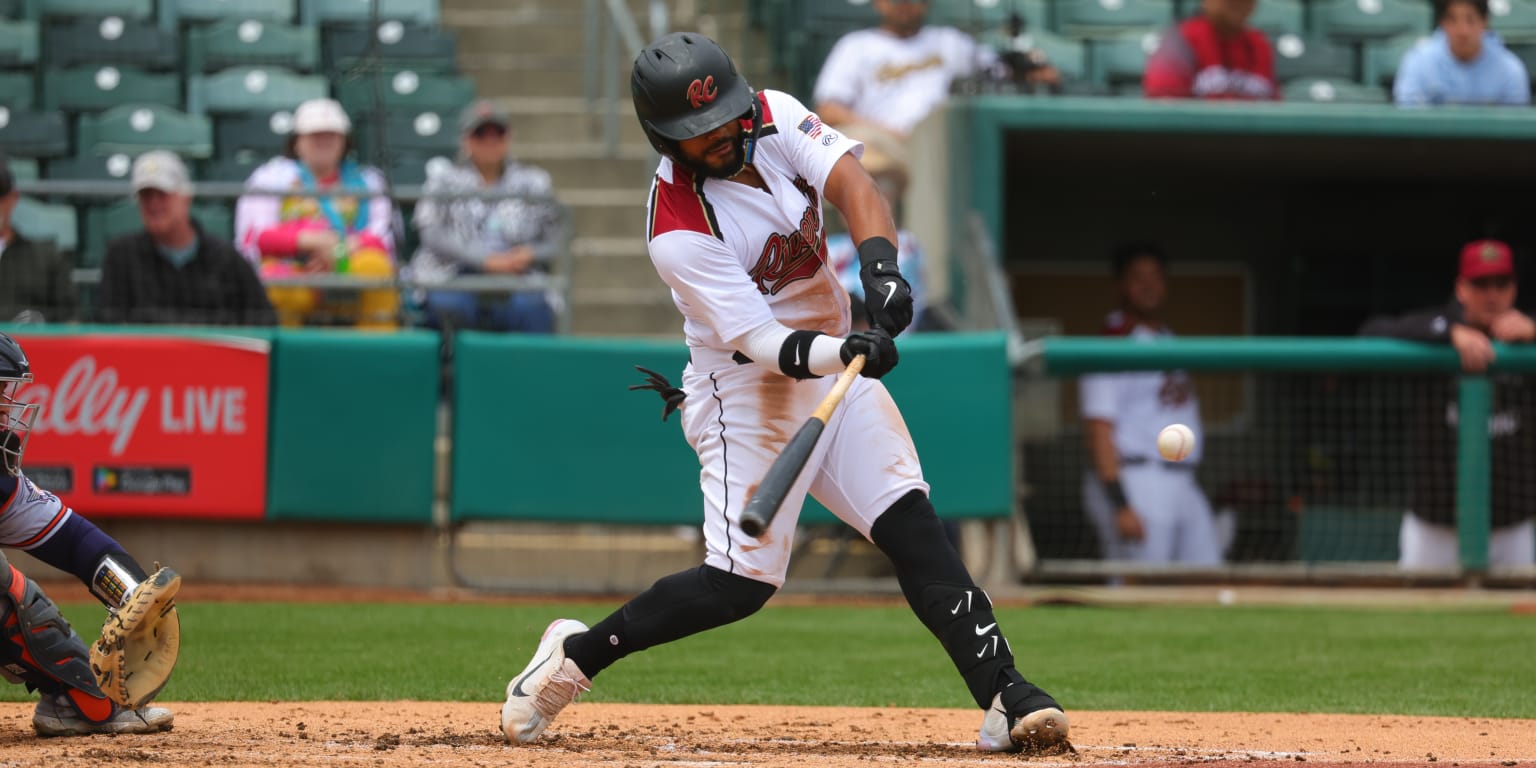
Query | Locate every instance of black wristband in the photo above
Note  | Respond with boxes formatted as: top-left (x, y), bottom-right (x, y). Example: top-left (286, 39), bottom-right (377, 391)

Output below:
top-left (1104, 480), bottom-right (1128, 508)
top-left (778, 330), bottom-right (826, 380)
top-left (856, 236), bottom-right (898, 271)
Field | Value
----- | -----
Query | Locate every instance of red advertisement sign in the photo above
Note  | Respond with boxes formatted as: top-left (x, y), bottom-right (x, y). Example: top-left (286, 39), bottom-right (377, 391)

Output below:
top-left (9, 334), bottom-right (270, 519)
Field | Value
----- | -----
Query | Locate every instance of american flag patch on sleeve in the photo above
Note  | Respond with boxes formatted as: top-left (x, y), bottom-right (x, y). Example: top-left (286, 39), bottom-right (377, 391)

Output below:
top-left (797, 114), bottom-right (823, 138)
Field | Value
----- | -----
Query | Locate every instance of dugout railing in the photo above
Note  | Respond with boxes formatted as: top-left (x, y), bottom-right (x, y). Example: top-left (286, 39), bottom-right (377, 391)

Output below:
top-left (1019, 337), bottom-right (1536, 585)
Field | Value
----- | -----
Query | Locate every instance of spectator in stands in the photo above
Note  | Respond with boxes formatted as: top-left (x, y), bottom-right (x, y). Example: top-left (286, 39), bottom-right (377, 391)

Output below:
top-left (1393, 0), bottom-right (1529, 106)
top-left (1359, 239), bottom-right (1535, 570)
top-left (0, 155), bottom-right (75, 323)
top-left (813, 0), bottom-right (1057, 196)
top-left (1079, 243), bottom-right (1223, 566)
top-left (1144, 0), bottom-right (1277, 99)
top-left (98, 152), bottom-right (275, 326)
top-left (409, 100), bottom-right (563, 332)
top-left (235, 98), bottom-right (398, 328)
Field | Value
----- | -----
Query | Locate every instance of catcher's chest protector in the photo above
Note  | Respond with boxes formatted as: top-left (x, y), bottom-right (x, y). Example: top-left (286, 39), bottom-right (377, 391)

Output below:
top-left (0, 558), bottom-right (115, 720)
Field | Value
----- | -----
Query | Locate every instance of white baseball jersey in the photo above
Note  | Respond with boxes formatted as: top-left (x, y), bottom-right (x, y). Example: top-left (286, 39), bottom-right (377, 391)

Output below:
top-left (0, 471), bottom-right (74, 551)
top-left (646, 89), bottom-right (929, 586)
top-left (1078, 312), bottom-right (1203, 465)
top-left (813, 26), bottom-right (996, 135)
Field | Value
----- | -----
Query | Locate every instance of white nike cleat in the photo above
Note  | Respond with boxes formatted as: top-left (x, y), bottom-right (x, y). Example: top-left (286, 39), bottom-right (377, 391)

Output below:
top-left (977, 692), bottom-right (1069, 753)
top-left (501, 618), bottom-right (591, 744)
top-left (33, 693), bottom-right (174, 737)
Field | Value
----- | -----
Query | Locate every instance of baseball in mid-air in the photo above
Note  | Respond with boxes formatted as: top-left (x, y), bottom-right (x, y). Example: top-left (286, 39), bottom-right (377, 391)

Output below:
top-left (1157, 423), bottom-right (1195, 462)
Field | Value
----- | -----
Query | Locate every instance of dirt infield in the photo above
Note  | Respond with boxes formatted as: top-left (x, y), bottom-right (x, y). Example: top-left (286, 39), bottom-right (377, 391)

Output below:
top-left (0, 702), bottom-right (1531, 768)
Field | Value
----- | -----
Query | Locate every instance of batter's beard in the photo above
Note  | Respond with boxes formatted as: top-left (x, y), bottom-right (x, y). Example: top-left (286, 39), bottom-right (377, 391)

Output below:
top-left (677, 134), bottom-right (747, 179)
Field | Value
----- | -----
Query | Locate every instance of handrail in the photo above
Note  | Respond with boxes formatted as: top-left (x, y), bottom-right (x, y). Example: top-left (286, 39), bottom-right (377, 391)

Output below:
top-left (584, 0), bottom-right (666, 158)
top-left (1038, 336), bottom-right (1536, 375)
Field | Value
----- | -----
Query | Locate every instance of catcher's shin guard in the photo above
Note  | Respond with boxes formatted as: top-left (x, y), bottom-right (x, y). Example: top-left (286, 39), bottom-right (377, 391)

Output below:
top-left (0, 553), bottom-right (116, 723)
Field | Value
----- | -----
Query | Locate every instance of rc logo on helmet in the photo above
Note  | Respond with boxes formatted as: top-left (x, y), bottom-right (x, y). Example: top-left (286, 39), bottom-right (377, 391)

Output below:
top-left (687, 76), bottom-right (718, 108)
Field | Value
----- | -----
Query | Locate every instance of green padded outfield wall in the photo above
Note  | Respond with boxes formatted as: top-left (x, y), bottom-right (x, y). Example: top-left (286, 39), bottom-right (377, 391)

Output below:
top-left (267, 329), bottom-right (439, 524)
top-left (451, 331), bottom-right (1014, 526)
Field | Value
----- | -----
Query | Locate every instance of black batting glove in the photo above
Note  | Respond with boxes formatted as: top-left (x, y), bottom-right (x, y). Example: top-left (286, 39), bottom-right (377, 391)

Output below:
top-left (629, 365), bottom-right (686, 421)
top-left (857, 236), bottom-right (914, 336)
top-left (840, 328), bottom-right (899, 379)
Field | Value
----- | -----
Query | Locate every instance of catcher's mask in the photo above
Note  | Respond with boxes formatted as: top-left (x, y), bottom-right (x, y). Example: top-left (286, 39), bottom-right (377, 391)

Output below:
top-left (631, 32), bottom-right (761, 179)
top-left (0, 332), bottom-right (36, 477)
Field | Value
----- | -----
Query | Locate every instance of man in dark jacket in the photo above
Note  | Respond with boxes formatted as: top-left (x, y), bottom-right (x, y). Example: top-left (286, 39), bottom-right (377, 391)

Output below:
top-left (0, 156), bottom-right (76, 323)
top-left (98, 151), bottom-right (275, 326)
top-left (1359, 239), bottom-right (1535, 570)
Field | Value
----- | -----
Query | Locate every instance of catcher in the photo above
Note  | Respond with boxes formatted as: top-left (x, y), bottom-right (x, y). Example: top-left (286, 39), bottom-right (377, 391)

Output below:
top-left (0, 331), bottom-right (179, 736)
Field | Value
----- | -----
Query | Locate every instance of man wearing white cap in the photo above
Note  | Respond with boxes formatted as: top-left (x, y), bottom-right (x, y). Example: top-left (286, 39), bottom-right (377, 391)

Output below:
top-left (98, 150), bottom-right (275, 325)
top-left (234, 98), bottom-right (397, 328)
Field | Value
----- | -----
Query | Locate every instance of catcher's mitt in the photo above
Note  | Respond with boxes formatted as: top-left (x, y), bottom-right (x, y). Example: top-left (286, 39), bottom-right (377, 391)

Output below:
top-left (90, 565), bottom-right (181, 709)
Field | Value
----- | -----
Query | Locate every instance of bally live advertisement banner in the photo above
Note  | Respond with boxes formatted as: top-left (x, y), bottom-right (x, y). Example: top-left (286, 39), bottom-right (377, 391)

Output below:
top-left (11, 334), bottom-right (270, 519)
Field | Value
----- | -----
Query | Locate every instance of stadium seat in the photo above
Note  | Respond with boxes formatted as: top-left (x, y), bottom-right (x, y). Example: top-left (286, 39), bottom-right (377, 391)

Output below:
top-left (0, 107), bottom-right (66, 156)
top-left (1509, 42), bottom-right (1536, 78)
top-left (1489, 0), bottom-right (1536, 43)
top-left (1053, 0), bottom-right (1174, 39)
top-left (354, 108), bottom-right (457, 161)
top-left (43, 152), bottom-right (138, 181)
top-left (0, 0), bottom-right (23, 19)
top-left (1315, 0), bottom-right (1430, 41)
top-left (160, 0), bottom-right (296, 31)
top-left (0, 18), bottom-right (37, 65)
top-left (186, 66), bottom-right (327, 115)
top-left (6, 156), bottom-right (36, 179)
top-left (42, 65), bottom-right (180, 112)
top-left (36, 0), bottom-right (152, 20)
top-left (931, 0), bottom-right (1047, 32)
top-left (82, 199), bottom-right (235, 268)
top-left (213, 109), bottom-right (292, 164)
top-left (200, 155), bottom-right (264, 182)
top-left (0, 71), bottom-right (32, 108)
top-left (379, 151), bottom-right (446, 187)
top-left (44, 15), bottom-right (178, 70)
top-left (77, 104), bottom-right (214, 159)
top-left (1248, 0), bottom-right (1306, 40)
top-left (336, 70), bottom-right (474, 117)
top-left (1282, 76), bottom-right (1391, 102)
top-left (1362, 33), bottom-right (1424, 87)
top-left (1089, 29), bottom-right (1161, 87)
top-left (185, 18), bottom-right (319, 74)
top-left (323, 22), bottom-right (458, 75)
top-left (1272, 34), bottom-right (1358, 81)
top-left (11, 196), bottom-right (77, 252)
top-left (1012, 29), bottom-right (1088, 82)
top-left (302, 0), bottom-right (438, 27)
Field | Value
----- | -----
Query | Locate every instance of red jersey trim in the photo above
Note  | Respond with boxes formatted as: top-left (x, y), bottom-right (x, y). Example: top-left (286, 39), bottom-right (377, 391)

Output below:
top-left (4, 505), bottom-right (70, 549)
top-left (648, 165), bottom-right (723, 241)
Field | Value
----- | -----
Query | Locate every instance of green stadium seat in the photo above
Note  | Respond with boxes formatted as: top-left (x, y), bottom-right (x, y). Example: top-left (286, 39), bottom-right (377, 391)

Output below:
top-left (354, 108), bottom-right (457, 160)
top-left (43, 152), bottom-right (138, 181)
top-left (185, 18), bottom-right (319, 74)
top-left (0, 0), bottom-right (24, 19)
top-left (11, 195), bottom-right (77, 252)
top-left (323, 22), bottom-right (457, 75)
top-left (1489, 0), bottom-right (1536, 43)
top-left (82, 199), bottom-right (235, 268)
top-left (1315, 0), bottom-right (1430, 41)
top-left (213, 109), bottom-right (291, 163)
top-left (931, 0), bottom-right (1046, 31)
top-left (1362, 33), bottom-right (1424, 87)
top-left (1089, 29), bottom-right (1161, 87)
top-left (1509, 42), bottom-right (1536, 78)
top-left (380, 152), bottom-right (445, 187)
top-left (302, 0), bottom-right (438, 27)
top-left (0, 107), bottom-right (67, 156)
top-left (1282, 76), bottom-right (1390, 102)
top-left (1012, 29), bottom-right (1088, 82)
top-left (336, 70), bottom-right (474, 117)
top-left (0, 71), bottom-right (32, 108)
top-left (6, 156), bottom-right (37, 179)
top-left (1272, 34), bottom-right (1358, 81)
top-left (1248, 0), bottom-right (1305, 39)
top-left (200, 155), bottom-right (263, 182)
top-left (160, 0), bottom-right (296, 31)
top-left (0, 18), bottom-right (37, 65)
top-left (186, 66), bottom-right (327, 115)
top-left (44, 15), bottom-right (178, 70)
top-left (1053, 0), bottom-right (1174, 39)
top-left (36, 0), bottom-right (152, 20)
top-left (42, 65), bottom-right (181, 112)
top-left (77, 104), bottom-right (214, 159)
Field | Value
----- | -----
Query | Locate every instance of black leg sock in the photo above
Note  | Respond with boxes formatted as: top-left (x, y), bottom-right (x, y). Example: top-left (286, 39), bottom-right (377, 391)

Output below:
top-left (871, 490), bottom-right (1056, 712)
top-left (562, 565), bottom-right (776, 679)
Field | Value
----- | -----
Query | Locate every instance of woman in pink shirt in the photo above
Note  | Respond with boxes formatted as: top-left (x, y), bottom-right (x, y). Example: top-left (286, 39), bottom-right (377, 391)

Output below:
top-left (234, 99), bottom-right (398, 328)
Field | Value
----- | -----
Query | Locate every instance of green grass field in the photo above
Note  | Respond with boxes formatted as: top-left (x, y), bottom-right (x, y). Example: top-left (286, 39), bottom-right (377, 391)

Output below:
top-left (3, 601), bottom-right (1528, 718)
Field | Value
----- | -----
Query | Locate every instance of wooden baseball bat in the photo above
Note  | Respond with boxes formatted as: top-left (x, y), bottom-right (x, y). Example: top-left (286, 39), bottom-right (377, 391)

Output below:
top-left (738, 355), bottom-right (866, 538)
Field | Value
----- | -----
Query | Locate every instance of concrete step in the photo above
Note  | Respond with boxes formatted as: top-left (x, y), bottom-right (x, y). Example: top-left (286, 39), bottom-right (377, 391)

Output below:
top-left (564, 188), bottom-right (648, 241)
top-left (569, 290), bottom-right (679, 337)
top-left (571, 246), bottom-right (657, 292)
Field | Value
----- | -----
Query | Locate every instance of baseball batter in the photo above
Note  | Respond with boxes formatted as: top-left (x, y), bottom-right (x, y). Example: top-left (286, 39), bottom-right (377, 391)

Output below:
top-left (0, 332), bottom-right (177, 736)
top-left (501, 33), bottom-right (1068, 754)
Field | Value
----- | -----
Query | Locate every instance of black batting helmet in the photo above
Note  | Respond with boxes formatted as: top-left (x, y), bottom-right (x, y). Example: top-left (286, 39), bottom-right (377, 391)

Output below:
top-left (0, 332), bottom-right (37, 477)
top-left (632, 32), bottom-right (759, 156)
